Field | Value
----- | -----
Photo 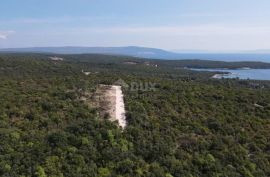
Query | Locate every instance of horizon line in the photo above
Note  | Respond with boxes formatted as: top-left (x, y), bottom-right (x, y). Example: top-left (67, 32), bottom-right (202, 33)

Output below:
top-left (1, 45), bottom-right (270, 54)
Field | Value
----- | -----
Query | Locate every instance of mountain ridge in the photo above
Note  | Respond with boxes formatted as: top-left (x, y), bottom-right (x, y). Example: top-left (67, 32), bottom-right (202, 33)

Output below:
top-left (0, 46), bottom-right (180, 59)
top-left (1, 46), bottom-right (270, 62)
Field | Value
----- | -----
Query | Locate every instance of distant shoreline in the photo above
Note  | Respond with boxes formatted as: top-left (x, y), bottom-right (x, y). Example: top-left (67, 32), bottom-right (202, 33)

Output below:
top-left (1, 47), bottom-right (270, 62)
top-left (190, 68), bottom-right (270, 81)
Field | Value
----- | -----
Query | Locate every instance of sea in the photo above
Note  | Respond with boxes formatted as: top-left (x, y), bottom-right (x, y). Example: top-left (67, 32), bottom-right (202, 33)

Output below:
top-left (184, 53), bottom-right (270, 80)
top-left (175, 53), bottom-right (270, 63)
top-left (192, 68), bottom-right (270, 81)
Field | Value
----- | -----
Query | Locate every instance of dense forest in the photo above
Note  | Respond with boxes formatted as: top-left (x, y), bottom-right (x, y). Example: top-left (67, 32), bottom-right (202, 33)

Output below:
top-left (0, 53), bottom-right (269, 177)
top-left (59, 53), bottom-right (270, 69)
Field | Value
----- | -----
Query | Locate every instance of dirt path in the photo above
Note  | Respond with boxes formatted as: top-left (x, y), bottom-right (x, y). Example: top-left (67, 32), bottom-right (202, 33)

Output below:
top-left (95, 85), bottom-right (127, 129)
top-left (112, 86), bottom-right (126, 128)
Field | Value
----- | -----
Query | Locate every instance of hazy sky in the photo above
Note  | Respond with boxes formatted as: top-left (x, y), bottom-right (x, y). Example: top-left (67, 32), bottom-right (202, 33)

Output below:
top-left (1, 0), bottom-right (270, 51)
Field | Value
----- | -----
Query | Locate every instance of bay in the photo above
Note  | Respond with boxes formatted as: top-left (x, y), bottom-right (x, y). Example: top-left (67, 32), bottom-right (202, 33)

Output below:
top-left (192, 68), bottom-right (270, 81)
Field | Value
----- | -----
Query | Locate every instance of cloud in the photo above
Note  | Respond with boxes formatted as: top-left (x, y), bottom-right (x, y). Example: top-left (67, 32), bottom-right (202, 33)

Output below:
top-left (55, 24), bottom-right (269, 50)
top-left (0, 16), bottom-right (113, 25)
top-left (80, 25), bottom-right (270, 36)
top-left (4, 24), bottom-right (270, 50)
top-left (0, 31), bottom-right (14, 39)
top-left (8, 18), bottom-right (72, 24)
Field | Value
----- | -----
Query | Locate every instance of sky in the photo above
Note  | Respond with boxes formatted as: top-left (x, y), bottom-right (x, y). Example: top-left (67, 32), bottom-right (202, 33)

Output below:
top-left (1, 0), bottom-right (270, 51)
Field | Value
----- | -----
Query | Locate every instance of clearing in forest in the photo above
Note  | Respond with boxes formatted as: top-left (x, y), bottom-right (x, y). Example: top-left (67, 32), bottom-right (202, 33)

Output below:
top-left (94, 84), bottom-right (127, 129)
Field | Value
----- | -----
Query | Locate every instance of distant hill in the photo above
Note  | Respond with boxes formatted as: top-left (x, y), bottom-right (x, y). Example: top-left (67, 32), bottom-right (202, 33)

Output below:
top-left (0, 46), bottom-right (180, 59)
top-left (1, 46), bottom-right (270, 62)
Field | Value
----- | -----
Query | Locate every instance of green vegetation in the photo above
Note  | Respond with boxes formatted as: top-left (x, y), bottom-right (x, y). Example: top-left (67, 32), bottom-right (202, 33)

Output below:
top-left (0, 53), bottom-right (269, 177)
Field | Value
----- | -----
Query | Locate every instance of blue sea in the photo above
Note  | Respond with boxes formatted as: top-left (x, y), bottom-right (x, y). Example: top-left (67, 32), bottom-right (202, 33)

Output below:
top-left (182, 54), bottom-right (270, 80)
top-left (192, 68), bottom-right (270, 81)
top-left (176, 53), bottom-right (270, 62)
